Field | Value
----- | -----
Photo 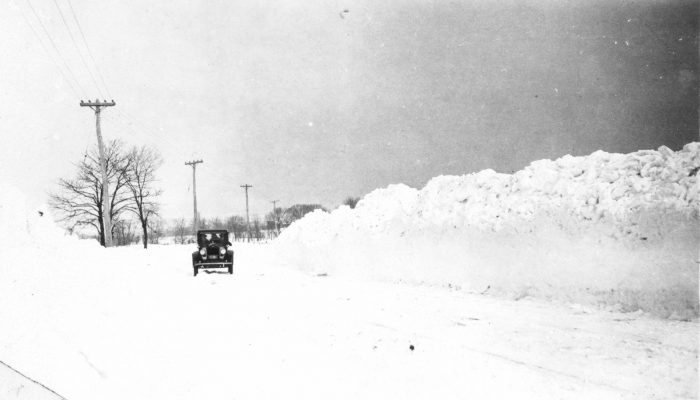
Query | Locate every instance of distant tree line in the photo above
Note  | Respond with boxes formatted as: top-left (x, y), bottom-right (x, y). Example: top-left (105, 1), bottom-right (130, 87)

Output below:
top-left (51, 143), bottom-right (358, 247)
top-left (163, 203), bottom-right (327, 243)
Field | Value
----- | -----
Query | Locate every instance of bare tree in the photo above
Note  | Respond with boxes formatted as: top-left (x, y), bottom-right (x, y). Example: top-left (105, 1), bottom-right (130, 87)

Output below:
top-left (265, 206), bottom-right (283, 237)
top-left (343, 196), bottom-right (361, 209)
top-left (225, 215), bottom-right (247, 241)
top-left (114, 219), bottom-right (137, 246)
top-left (281, 204), bottom-right (326, 226)
top-left (148, 217), bottom-right (164, 245)
top-left (125, 146), bottom-right (163, 249)
top-left (50, 140), bottom-right (132, 246)
top-left (198, 217), bottom-right (210, 230)
top-left (251, 215), bottom-right (263, 241)
top-left (173, 218), bottom-right (188, 244)
top-left (206, 216), bottom-right (223, 230)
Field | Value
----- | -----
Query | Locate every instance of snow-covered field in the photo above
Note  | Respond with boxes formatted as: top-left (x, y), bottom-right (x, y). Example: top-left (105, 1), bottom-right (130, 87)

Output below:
top-left (1, 143), bottom-right (698, 399)
top-left (0, 243), bottom-right (697, 400)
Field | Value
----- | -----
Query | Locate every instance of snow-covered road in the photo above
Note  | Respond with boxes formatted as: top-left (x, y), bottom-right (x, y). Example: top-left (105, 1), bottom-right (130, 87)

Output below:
top-left (1, 243), bottom-right (697, 400)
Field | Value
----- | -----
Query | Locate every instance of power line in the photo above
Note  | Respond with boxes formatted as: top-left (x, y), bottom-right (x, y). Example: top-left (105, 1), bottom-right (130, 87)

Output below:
top-left (108, 110), bottom-right (167, 152)
top-left (101, 113), bottom-right (157, 147)
top-left (96, 103), bottom-right (162, 147)
top-left (23, 0), bottom-right (87, 98)
top-left (11, 0), bottom-right (81, 98)
top-left (52, 0), bottom-right (104, 98)
top-left (65, 0), bottom-right (112, 98)
top-left (101, 109), bottom-right (168, 157)
top-left (102, 112), bottom-right (160, 148)
top-left (116, 108), bottom-right (163, 138)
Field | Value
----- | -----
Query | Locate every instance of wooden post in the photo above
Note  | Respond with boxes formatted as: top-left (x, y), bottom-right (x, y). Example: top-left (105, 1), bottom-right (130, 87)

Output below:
top-left (240, 184), bottom-right (253, 241)
top-left (185, 160), bottom-right (203, 235)
top-left (80, 99), bottom-right (116, 247)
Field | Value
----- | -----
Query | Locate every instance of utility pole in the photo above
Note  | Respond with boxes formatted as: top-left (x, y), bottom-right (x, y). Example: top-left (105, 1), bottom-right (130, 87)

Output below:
top-left (80, 99), bottom-right (116, 247)
top-left (240, 184), bottom-right (252, 242)
top-left (270, 200), bottom-right (280, 236)
top-left (185, 160), bottom-right (203, 235)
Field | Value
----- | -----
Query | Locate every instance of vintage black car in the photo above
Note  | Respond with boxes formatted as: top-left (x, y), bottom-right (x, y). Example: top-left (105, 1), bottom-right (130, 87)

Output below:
top-left (192, 230), bottom-right (234, 276)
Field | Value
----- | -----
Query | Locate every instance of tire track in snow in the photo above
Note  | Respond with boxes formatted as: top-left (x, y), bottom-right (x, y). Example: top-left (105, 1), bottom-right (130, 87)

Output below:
top-left (367, 320), bottom-right (638, 397)
top-left (0, 359), bottom-right (69, 400)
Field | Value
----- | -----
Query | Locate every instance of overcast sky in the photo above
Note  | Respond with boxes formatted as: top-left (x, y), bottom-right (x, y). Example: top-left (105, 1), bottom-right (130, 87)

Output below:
top-left (1, 0), bottom-right (697, 220)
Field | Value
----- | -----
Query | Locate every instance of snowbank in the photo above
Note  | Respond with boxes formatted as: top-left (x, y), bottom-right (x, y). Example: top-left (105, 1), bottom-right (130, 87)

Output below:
top-left (0, 180), bottom-right (696, 399)
top-left (276, 143), bottom-right (700, 318)
top-left (0, 184), bottom-right (82, 250)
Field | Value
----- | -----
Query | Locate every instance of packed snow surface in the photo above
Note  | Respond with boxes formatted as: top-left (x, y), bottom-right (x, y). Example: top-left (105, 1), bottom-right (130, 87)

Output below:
top-left (277, 144), bottom-right (700, 318)
top-left (0, 179), bottom-right (698, 399)
top-left (1, 244), bottom-right (698, 400)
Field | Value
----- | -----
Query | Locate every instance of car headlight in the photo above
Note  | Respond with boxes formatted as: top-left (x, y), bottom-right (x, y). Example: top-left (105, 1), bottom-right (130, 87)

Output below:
top-left (219, 247), bottom-right (226, 256)
top-left (199, 248), bottom-right (206, 256)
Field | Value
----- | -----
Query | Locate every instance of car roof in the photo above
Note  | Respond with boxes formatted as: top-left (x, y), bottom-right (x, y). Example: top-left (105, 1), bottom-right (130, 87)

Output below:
top-left (197, 229), bottom-right (229, 234)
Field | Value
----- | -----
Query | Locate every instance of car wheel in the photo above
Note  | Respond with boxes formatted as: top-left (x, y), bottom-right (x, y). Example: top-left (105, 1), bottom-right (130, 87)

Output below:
top-left (228, 265), bottom-right (233, 274)
top-left (193, 266), bottom-right (198, 276)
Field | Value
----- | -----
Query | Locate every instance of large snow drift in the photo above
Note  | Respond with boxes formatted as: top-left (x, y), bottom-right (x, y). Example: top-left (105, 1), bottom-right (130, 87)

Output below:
top-left (277, 143), bottom-right (700, 318)
top-left (0, 184), bottom-right (79, 248)
top-left (0, 168), bottom-right (697, 399)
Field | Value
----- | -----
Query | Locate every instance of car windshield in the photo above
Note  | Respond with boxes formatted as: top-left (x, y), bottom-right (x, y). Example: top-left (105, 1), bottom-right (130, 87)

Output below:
top-left (198, 232), bottom-right (227, 246)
